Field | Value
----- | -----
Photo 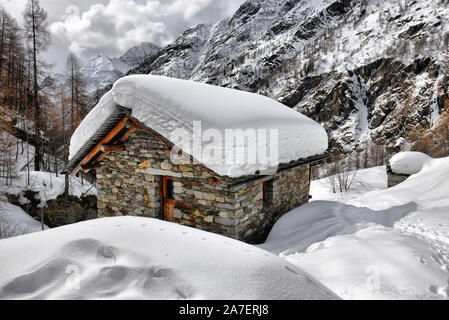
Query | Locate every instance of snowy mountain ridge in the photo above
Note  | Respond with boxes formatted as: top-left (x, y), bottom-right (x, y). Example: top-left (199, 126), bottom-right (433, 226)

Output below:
top-left (53, 42), bottom-right (161, 95)
top-left (81, 42), bottom-right (161, 94)
top-left (129, 0), bottom-right (449, 156)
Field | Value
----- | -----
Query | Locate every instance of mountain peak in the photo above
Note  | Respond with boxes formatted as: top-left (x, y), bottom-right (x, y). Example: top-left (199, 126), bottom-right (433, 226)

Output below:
top-left (120, 42), bottom-right (161, 67)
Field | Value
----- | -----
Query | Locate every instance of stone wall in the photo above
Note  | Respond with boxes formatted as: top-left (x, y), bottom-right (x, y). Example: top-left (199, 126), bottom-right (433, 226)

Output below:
top-left (387, 173), bottom-right (409, 188)
top-left (269, 164), bottom-right (311, 215)
top-left (97, 129), bottom-right (311, 243)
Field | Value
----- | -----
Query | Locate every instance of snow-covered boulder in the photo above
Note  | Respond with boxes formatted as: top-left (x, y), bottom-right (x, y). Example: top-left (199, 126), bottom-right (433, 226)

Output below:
top-left (0, 217), bottom-right (337, 300)
top-left (389, 152), bottom-right (432, 175)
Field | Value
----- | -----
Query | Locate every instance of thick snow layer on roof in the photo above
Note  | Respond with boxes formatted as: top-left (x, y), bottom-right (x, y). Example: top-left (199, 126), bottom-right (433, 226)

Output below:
top-left (0, 216), bottom-right (337, 299)
top-left (69, 91), bottom-right (119, 163)
top-left (70, 75), bottom-right (328, 177)
top-left (389, 152), bottom-right (432, 175)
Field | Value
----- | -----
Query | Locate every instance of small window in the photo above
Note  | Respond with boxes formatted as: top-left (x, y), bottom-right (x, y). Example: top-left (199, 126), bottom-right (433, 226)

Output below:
top-left (263, 181), bottom-right (268, 203)
top-left (263, 179), bottom-right (273, 210)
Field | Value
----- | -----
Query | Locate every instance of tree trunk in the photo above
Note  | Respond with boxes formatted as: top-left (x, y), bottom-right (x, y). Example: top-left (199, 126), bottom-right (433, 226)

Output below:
top-left (31, 1), bottom-right (41, 172)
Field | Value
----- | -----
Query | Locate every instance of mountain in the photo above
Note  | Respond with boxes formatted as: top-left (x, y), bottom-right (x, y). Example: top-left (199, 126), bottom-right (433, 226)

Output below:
top-left (128, 0), bottom-right (449, 156)
top-left (120, 42), bottom-right (161, 67)
top-left (81, 42), bottom-right (161, 94)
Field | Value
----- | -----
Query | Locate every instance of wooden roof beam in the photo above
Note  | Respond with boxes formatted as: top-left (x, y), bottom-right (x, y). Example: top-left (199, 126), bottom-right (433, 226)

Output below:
top-left (81, 163), bottom-right (101, 172)
top-left (70, 116), bottom-right (130, 176)
top-left (100, 144), bottom-right (126, 152)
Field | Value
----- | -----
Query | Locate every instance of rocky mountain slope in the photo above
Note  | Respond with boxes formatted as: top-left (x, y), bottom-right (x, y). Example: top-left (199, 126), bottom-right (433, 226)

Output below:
top-left (129, 0), bottom-right (449, 156)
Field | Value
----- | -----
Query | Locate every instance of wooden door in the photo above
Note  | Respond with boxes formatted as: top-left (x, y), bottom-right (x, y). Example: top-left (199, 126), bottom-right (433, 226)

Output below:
top-left (161, 176), bottom-right (175, 222)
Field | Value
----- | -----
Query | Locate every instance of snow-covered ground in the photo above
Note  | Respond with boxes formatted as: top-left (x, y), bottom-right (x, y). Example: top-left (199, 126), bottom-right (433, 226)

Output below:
top-left (0, 216), bottom-right (337, 300)
top-left (2, 152), bottom-right (449, 300)
top-left (0, 172), bottom-right (96, 208)
top-left (310, 166), bottom-right (388, 203)
top-left (0, 199), bottom-right (45, 236)
top-left (0, 130), bottom-right (97, 239)
top-left (261, 156), bottom-right (449, 300)
top-left (0, 171), bottom-right (96, 239)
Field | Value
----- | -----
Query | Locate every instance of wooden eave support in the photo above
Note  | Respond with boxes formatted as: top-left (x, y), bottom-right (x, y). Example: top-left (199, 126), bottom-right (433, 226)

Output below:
top-left (117, 123), bottom-right (139, 143)
top-left (81, 163), bottom-right (101, 172)
top-left (70, 116), bottom-right (130, 176)
top-left (70, 115), bottom-right (222, 181)
top-left (100, 144), bottom-right (126, 152)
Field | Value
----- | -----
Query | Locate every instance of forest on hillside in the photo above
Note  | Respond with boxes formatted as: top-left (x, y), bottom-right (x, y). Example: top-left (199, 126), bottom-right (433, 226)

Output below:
top-left (0, 0), bottom-right (91, 191)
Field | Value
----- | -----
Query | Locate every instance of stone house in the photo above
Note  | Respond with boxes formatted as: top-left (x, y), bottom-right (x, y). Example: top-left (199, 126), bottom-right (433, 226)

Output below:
top-left (67, 75), bottom-right (328, 243)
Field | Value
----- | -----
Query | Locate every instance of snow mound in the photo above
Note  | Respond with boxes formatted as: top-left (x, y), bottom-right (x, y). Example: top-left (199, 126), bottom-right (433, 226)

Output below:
top-left (264, 156), bottom-right (449, 299)
top-left (259, 201), bottom-right (416, 255)
top-left (0, 201), bottom-right (46, 238)
top-left (356, 156), bottom-right (449, 211)
top-left (389, 152), bottom-right (432, 175)
top-left (287, 225), bottom-right (449, 300)
top-left (70, 75), bottom-right (328, 177)
top-left (0, 217), bottom-right (337, 300)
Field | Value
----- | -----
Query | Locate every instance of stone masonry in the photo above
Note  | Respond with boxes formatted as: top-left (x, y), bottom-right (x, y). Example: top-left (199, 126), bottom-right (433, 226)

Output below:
top-left (97, 129), bottom-right (312, 244)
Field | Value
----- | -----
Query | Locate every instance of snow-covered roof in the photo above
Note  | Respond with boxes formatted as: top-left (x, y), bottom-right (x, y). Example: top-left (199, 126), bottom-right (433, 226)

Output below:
top-left (389, 152), bottom-right (432, 175)
top-left (69, 75), bottom-right (328, 177)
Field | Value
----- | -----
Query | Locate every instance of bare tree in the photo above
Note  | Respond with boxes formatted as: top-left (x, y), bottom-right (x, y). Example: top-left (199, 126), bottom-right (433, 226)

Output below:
top-left (324, 155), bottom-right (358, 194)
top-left (23, 0), bottom-right (50, 172)
top-left (0, 215), bottom-right (23, 239)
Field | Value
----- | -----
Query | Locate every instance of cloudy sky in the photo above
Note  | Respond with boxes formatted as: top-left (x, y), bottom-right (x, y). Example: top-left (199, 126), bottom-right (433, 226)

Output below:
top-left (1, 0), bottom-right (244, 72)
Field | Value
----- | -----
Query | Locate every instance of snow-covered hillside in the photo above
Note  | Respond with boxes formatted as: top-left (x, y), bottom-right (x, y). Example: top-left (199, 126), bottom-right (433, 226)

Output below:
top-left (0, 216), bottom-right (337, 300)
top-left (129, 0), bottom-right (449, 155)
top-left (0, 129), bottom-right (96, 239)
top-left (261, 155), bottom-right (449, 299)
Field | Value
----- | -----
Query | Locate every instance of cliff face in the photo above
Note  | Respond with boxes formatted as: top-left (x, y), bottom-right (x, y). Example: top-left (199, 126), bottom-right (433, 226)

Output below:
top-left (128, 0), bottom-right (449, 156)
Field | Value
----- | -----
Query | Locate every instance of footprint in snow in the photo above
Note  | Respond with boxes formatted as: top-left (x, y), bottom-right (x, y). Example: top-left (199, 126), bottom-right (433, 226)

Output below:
top-left (141, 224), bottom-right (146, 227)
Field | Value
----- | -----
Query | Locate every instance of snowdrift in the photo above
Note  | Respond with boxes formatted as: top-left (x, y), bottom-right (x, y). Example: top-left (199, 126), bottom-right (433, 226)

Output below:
top-left (263, 156), bottom-right (449, 299)
top-left (0, 217), bottom-right (337, 300)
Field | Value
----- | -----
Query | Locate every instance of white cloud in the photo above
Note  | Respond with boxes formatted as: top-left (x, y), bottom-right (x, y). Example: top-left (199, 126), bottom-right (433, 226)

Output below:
top-left (49, 0), bottom-right (244, 59)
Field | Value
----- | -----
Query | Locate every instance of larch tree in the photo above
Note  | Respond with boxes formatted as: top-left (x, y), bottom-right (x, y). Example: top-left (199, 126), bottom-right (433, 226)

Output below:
top-left (23, 0), bottom-right (50, 172)
top-left (66, 53), bottom-right (88, 135)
